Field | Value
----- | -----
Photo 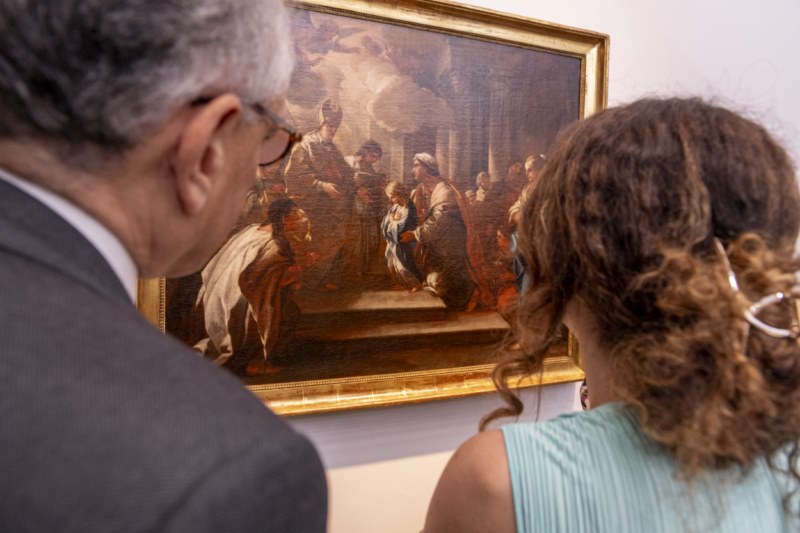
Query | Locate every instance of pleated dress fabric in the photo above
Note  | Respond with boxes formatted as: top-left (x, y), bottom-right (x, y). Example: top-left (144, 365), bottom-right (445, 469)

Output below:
top-left (501, 403), bottom-right (797, 533)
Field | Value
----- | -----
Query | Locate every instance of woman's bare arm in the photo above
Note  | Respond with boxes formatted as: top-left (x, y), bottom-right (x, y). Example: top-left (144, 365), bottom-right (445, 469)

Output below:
top-left (423, 429), bottom-right (516, 533)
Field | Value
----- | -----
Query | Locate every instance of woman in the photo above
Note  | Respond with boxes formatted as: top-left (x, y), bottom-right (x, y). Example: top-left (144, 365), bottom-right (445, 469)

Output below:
top-left (381, 180), bottom-right (423, 290)
top-left (424, 98), bottom-right (800, 532)
top-left (403, 152), bottom-right (477, 309)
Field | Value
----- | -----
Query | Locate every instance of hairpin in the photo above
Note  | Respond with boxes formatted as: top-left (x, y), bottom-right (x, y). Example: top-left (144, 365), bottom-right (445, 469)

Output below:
top-left (715, 238), bottom-right (800, 339)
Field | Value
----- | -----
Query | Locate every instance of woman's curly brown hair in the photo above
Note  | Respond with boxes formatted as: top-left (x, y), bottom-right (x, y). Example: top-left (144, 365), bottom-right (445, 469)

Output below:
top-left (483, 98), bottom-right (800, 491)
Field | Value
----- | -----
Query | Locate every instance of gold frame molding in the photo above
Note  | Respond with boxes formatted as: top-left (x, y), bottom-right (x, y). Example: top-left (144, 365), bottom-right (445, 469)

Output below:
top-left (138, 0), bottom-right (607, 416)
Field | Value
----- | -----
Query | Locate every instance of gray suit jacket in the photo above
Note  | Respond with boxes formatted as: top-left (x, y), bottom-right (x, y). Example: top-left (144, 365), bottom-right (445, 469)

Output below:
top-left (0, 178), bottom-right (327, 532)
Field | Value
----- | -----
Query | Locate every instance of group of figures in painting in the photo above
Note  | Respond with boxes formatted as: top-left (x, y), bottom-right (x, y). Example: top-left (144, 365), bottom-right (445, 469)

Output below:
top-left (173, 100), bottom-right (547, 376)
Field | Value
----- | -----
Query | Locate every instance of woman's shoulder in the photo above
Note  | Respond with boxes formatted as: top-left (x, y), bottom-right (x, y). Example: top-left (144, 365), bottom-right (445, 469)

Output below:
top-left (501, 403), bottom-right (650, 474)
top-left (503, 403), bottom-right (636, 441)
top-left (425, 406), bottom-right (644, 533)
top-left (500, 405), bottom-right (792, 532)
top-left (424, 430), bottom-right (515, 533)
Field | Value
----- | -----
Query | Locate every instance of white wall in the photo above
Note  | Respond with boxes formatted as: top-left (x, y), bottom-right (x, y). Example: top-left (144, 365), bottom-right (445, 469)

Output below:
top-left (290, 1), bottom-right (800, 531)
top-left (293, 383), bottom-right (581, 532)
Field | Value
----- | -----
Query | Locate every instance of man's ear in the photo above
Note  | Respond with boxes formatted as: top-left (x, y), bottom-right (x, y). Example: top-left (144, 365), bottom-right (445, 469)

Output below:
top-left (171, 94), bottom-right (243, 215)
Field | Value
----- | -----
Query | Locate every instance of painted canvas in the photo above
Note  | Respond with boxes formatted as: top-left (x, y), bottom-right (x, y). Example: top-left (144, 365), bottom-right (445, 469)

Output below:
top-left (140, 0), bottom-right (607, 414)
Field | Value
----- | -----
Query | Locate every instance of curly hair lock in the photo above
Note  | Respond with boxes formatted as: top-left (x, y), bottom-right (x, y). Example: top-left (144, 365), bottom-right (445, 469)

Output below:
top-left (484, 98), bottom-right (800, 494)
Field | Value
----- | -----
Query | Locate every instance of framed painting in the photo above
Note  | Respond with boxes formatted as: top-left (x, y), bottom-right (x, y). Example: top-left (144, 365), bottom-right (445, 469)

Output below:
top-left (138, 0), bottom-right (608, 415)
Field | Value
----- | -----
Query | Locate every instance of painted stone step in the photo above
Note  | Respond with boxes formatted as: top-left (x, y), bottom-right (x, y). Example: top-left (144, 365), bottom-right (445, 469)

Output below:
top-left (293, 310), bottom-right (510, 350)
top-left (293, 289), bottom-right (447, 328)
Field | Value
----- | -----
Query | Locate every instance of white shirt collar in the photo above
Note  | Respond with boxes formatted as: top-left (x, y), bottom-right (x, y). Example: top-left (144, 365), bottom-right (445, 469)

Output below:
top-left (0, 168), bottom-right (139, 303)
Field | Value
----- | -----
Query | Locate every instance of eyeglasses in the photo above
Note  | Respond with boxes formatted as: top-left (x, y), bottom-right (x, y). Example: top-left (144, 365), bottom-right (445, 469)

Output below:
top-left (191, 96), bottom-right (302, 167)
top-left (248, 101), bottom-right (303, 167)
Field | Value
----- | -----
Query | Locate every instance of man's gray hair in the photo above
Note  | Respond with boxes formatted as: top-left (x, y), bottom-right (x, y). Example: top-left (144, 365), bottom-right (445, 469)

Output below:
top-left (0, 0), bottom-right (293, 163)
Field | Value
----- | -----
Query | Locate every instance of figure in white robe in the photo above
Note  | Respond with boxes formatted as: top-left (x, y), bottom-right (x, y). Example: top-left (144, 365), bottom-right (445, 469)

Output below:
top-left (283, 100), bottom-right (354, 290)
top-left (195, 200), bottom-right (310, 374)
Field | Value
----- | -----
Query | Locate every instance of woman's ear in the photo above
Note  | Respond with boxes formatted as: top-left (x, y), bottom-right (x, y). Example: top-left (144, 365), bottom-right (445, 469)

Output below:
top-left (170, 94), bottom-right (243, 215)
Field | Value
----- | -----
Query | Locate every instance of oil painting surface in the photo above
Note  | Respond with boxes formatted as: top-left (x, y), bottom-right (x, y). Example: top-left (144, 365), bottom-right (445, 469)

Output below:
top-left (165, 7), bottom-right (581, 387)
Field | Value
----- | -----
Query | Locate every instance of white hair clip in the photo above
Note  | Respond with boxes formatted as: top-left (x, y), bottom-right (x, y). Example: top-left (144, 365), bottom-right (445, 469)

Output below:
top-left (715, 238), bottom-right (800, 339)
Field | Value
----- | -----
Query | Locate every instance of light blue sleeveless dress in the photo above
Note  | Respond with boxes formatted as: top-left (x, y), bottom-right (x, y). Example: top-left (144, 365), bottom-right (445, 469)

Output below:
top-left (501, 403), bottom-right (798, 532)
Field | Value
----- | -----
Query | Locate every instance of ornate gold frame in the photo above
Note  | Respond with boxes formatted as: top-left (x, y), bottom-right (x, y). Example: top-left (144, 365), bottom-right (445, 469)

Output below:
top-left (138, 0), bottom-right (607, 416)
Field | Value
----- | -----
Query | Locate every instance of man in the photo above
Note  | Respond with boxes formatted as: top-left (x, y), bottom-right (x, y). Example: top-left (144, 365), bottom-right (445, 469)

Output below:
top-left (346, 140), bottom-right (387, 280)
top-left (401, 153), bottom-right (476, 310)
top-left (507, 154), bottom-right (547, 227)
top-left (508, 154), bottom-right (547, 293)
top-left (232, 163), bottom-right (288, 234)
top-left (505, 159), bottom-right (527, 194)
top-left (470, 171), bottom-right (501, 262)
top-left (197, 199), bottom-right (311, 376)
top-left (0, 1), bottom-right (327, 531)
top-left (284, 99), bottom-right (355, 290)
